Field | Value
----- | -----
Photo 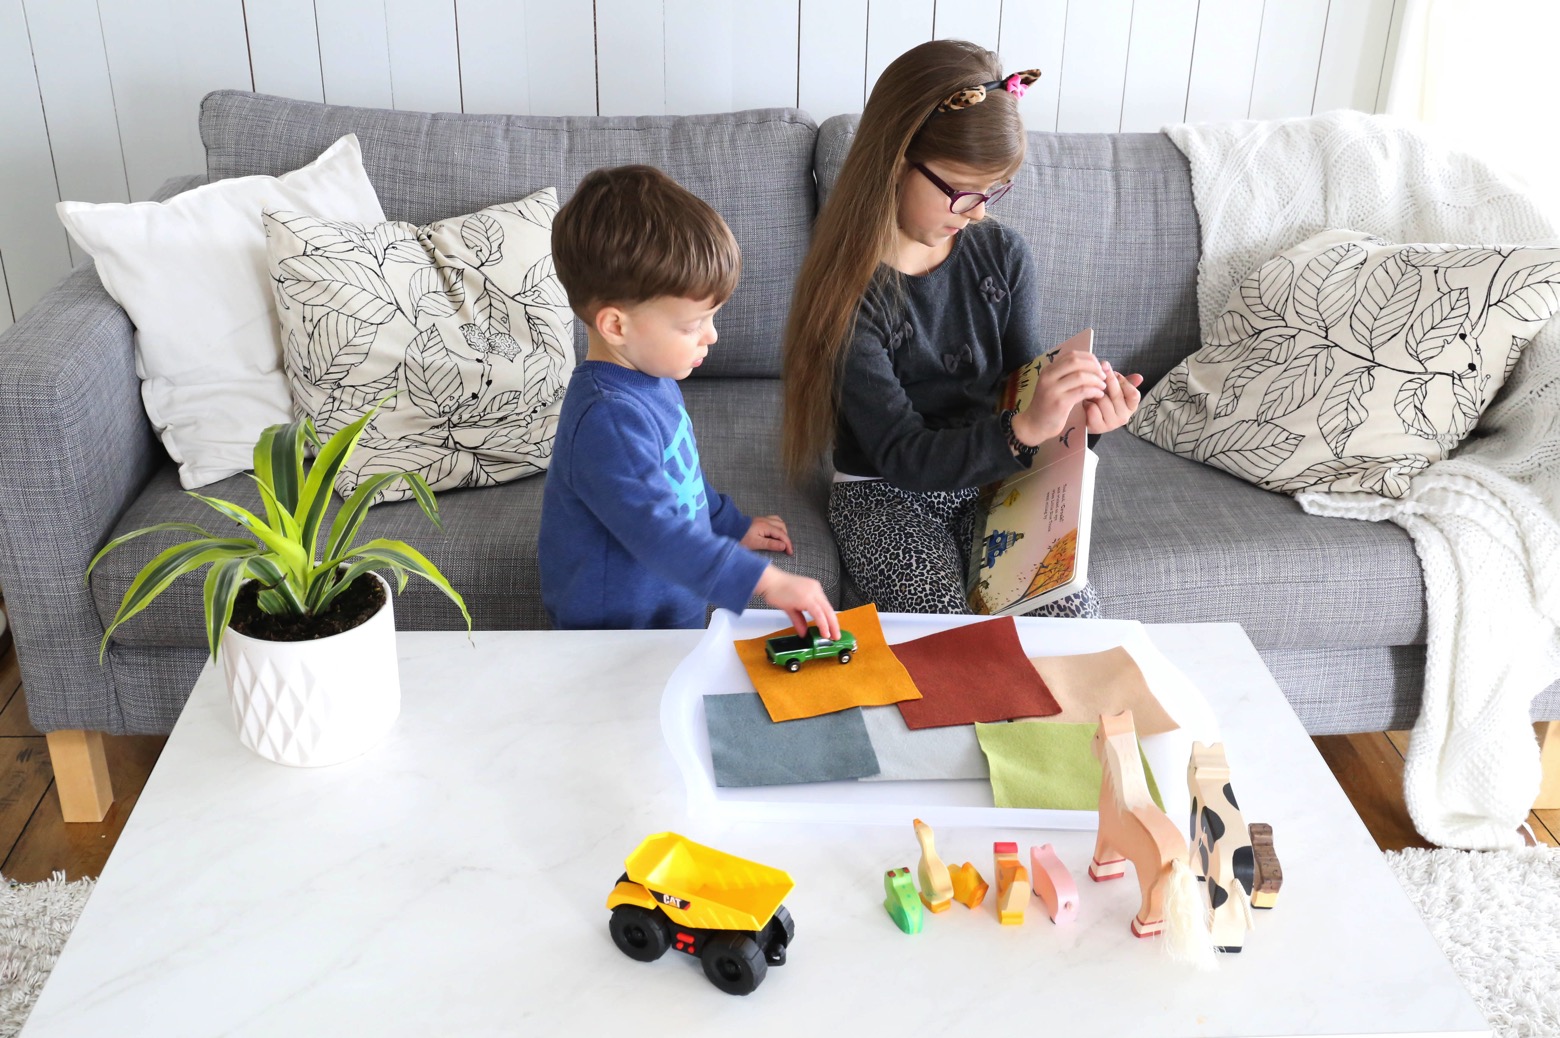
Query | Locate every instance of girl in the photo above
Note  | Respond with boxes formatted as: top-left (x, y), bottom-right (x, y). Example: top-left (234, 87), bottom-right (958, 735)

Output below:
top-left (782, 38), bottom-right (1142, 616)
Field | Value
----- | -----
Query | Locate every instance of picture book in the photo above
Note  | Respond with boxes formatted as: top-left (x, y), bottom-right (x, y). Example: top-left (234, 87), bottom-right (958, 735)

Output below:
top-left (966, 329), bottom-right (1096, 616)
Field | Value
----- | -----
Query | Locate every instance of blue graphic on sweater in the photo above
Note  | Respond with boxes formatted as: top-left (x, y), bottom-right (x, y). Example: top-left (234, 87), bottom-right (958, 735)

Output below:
top-left (662, 407), bottom-right (707, 522)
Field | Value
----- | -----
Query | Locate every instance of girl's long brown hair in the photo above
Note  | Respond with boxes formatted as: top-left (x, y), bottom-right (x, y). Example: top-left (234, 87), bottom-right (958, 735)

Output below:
top-left (781, 39), bottom-right (1029, 481)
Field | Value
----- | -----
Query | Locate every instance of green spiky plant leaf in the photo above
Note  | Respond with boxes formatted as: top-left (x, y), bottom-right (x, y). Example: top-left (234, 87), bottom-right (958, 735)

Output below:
top-left (87, 405), bottom-right (470, 661)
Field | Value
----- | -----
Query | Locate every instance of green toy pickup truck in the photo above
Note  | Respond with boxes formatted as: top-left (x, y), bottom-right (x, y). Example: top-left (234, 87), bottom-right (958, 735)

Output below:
top-left (764, 627), bottom-right (858, 672)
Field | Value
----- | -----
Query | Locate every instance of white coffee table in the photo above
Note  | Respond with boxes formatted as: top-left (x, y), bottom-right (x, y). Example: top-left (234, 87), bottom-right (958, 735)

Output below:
top-left (21, 621), bottom-right (1489, 1037)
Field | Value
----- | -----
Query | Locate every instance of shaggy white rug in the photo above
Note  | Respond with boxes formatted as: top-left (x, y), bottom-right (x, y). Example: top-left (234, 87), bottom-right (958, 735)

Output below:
top-left (1386, 847), bottom-right (1560, 1037)
top-left (1, 873), bottom-right (94, 1038)
top-left (0, 854), bottom-right (1555, 1035)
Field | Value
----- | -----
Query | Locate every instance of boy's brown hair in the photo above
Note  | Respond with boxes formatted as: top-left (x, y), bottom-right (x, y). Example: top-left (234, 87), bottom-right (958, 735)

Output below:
top-left (551, 164), bottom-right (741, 324)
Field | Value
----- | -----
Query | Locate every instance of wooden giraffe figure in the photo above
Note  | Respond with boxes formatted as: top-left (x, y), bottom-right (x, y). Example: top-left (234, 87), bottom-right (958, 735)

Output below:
top-left (1090, 710), bottom-right (1216, 968)
top-left (1187, 741), bottom-right (1256, 952)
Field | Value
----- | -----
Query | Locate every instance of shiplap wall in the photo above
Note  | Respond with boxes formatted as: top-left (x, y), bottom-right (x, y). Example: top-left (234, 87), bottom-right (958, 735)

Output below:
top-left (0, 0), bottom-right (1402, 331)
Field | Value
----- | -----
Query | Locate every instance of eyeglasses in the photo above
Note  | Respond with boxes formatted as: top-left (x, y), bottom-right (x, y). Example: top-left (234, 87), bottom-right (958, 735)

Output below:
top-left (912, 162), bottom-right (1014, 215)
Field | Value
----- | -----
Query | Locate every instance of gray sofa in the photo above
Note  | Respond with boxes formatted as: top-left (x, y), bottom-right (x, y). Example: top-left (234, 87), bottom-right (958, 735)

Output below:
top-left (2, 89), bottom-right (1554, 753)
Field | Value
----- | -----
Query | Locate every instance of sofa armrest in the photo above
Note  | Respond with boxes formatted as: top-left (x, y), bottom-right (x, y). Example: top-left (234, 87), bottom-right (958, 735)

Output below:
top-left (0, 172), bottom-right (204, 732)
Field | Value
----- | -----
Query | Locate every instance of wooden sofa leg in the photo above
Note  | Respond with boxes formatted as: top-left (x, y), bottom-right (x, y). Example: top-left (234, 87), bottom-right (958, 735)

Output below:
top-left (46, 730), bottom-right (115, 822)
top-left (1537, 722), bottom-right (1560, 811)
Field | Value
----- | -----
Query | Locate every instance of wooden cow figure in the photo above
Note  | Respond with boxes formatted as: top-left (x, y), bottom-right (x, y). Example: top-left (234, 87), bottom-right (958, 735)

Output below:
top-left (1187, 741), bottom-right (1256, 952)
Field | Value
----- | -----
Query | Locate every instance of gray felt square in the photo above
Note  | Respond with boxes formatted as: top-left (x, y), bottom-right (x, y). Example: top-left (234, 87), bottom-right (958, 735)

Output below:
top-left (705, 693), bottom-right (880, 787)
top-left (859, 705), bottom-right (990, 781)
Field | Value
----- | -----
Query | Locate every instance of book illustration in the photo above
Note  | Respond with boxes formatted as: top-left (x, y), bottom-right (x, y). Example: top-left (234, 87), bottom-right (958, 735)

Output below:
top-left (966, 329), bottom-right (1095, 616)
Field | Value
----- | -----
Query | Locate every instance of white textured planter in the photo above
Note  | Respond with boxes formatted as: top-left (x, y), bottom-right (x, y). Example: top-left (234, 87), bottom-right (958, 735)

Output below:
top-left (220, 573), bottom-right (401, 767)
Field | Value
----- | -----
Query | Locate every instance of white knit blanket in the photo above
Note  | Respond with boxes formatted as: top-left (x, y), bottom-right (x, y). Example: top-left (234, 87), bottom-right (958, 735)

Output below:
top-left (1166, 110), bottom-right (1560, 850)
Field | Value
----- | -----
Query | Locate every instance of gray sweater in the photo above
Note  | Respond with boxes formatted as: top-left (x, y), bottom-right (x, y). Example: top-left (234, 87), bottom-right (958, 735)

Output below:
top-left (833, 218), bottom-right (1040, 491)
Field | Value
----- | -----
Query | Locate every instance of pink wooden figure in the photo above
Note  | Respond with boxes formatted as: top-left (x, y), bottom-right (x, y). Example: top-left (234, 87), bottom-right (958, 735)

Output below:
top-left (1090, 710), bottom-right (1216, 968)
top-left (1029, 843), bottom-right (1078, 924)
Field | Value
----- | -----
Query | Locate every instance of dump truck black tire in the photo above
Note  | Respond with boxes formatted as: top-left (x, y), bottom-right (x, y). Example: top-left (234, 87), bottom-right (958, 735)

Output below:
top-left (762, 904), bottom-right (795, 965)
top-left (700, 932), bottom-right (768, 994)
top-left (609, 905), bottom-right (670, 963)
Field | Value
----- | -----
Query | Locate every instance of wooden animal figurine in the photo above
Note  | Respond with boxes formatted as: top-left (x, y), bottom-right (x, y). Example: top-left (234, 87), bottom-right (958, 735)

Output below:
top-left (913, 818), bottom-right (954, 912)
top-left (883, 867), bottom-right (924, 934)
top-left (1029, 843), bottom-right (1078, 924)
top-left (1090, 710), bottom-right (1216, 968)
top-left (949, 862), bottom-right (989, 908)
top-left (993, 842), bottom-right (1028, 925)
top-left (1188, 741), bottom-right (1256, 952)
top-left (1248, 823), bottom-right (1283, 908)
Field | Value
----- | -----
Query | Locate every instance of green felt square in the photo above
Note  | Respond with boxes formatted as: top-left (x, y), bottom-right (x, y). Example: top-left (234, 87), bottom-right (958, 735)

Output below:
top-left (974, 721), bottom-right (1164, 811)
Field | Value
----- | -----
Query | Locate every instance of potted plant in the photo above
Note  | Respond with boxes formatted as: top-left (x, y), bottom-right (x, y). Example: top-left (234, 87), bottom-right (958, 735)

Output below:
top-left (88, 406), bottom-right (470, 767)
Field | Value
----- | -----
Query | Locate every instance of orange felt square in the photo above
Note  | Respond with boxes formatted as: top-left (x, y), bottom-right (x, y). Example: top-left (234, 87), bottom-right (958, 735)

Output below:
top-left (736, 604), bottom-right (922, 722)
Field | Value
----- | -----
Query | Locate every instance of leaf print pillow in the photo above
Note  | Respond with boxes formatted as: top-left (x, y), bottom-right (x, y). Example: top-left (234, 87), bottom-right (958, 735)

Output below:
top-left (1127, 228), bottom-right (1560, 497)
top-left (263, 187), bottom-right (574, 501)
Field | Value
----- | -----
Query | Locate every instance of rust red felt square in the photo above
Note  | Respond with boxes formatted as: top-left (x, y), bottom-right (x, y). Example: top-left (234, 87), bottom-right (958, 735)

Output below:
top-left (891, 616), bottom-right (1062, 729)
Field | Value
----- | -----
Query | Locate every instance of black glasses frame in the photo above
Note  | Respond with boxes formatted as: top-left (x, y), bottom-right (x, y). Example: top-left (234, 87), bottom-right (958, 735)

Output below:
top-left (912, 162), bottom-right (1014, 214)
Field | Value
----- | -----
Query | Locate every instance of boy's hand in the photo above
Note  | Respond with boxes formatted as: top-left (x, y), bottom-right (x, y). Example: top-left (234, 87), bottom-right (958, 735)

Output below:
top-left (1083, 364), bottom-right (1143, 434)
top-left (1013, 352), bottom-right (1108, 445)
top-left (755, 565), bottom-right (840, 640)
top-left (741, 515), bottom-right (794, 555)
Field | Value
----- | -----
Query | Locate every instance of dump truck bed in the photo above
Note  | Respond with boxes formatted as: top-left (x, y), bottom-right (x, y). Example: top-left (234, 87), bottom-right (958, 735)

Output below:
top-left (624, 833), bottom-right (794, 932)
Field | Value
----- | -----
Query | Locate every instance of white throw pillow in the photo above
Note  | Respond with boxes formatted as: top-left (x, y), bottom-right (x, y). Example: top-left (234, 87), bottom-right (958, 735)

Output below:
top-left (1129, 228), bottom-right (1560, 497)
top-left (57, 134), bottom-right (384, 489)
top-left (263, 187), bottom-right (574, 501)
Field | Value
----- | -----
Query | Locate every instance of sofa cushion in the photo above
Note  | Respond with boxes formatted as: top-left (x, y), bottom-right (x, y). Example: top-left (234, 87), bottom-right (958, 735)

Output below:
top-left (814, 116), bottom-right (1202, 389)
top-left (264, 190), bottom-right (573, 500)
top-left (1090, 431), bottom-right (1426, 651)
top-left (201, 90), bottom-right (816, 379)
top-left (92, 379), bottom-right (836, 647)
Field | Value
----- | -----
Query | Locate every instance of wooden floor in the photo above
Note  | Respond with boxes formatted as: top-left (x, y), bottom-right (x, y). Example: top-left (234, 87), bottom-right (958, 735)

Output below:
top-left (0, 623), bottom-right (1555, 881)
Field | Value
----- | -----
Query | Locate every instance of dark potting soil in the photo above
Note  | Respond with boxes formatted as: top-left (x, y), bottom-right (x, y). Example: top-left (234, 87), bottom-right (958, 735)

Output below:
top-left (228, 573), bottom-right (387, 642)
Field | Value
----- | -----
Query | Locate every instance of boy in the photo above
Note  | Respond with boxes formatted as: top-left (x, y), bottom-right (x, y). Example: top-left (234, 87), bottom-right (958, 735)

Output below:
top-left (540, 165), bottom-right (838, 638)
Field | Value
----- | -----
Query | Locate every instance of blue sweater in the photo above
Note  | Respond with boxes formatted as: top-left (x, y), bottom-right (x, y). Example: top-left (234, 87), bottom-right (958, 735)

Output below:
top-left (538, 362), bottom-right (768, 629)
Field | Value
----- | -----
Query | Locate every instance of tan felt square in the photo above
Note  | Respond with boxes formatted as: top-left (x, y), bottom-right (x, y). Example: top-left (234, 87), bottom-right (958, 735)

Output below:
top-left (1026, 646), bottom-right (1179, 735)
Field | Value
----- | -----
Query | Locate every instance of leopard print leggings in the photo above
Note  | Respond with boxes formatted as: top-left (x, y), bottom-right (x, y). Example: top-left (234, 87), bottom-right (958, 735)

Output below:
top-left (828, 479), bottom-right (1101, 618)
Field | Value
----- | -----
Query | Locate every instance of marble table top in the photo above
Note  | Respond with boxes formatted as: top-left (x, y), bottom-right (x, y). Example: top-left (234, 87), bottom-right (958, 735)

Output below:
top-left (21, 620), bottom-right (1489, 1037)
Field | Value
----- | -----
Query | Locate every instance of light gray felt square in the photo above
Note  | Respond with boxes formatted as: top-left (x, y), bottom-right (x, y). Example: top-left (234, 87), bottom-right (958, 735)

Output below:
top-left (859, 705), bottom-right (990, 781)
top-left (704, 693), bottom-right (880, 787)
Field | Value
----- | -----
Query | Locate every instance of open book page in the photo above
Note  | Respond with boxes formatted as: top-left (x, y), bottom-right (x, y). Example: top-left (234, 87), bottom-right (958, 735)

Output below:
top-left (966, 329), bottom-right (1095, 616)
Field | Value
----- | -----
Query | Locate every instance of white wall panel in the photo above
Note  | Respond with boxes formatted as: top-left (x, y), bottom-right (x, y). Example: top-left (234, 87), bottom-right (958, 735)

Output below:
top-left (1375, 0), bottom-right (1408, 113)
top-left (315, 0), bottom-right (393, 108)
top-left (456, 0), bottom-right (530, 115)
top-left (523, 0), bottom-right (597, 116)
top-left (665, 1), bottom-right (733, 114)
top-left (864, 0), bottom-right (935, 101)
top-left (1314, 0), bottom-right (1397, 114)
top-left (798, 0), bottom-right (868, 121)
top-left (1055, 0), bottom-right (1131, 132)
top-left (731, 1), bottom-right (799, 111)
top-left (1184, 0), bottom-right (1265, 122)
top-left (596, 0), bottom-right (666, 116)
top-left (1119, 0), bottom-right (1198, 132)
top-left (0, 0), bottom-right (70, 322)
top-left (97, 0), bottom-right (251, 200)
top-left (1249, 0), bottom-right (1329, 120)
top-left (934, 0), bottom-right (1002, 51)
top-left (386, 0), bottom-right (462, 113)
top-left (244, 0), bottom-right (324, 102)
top-left (998, 0), bottom-right (1067, 131)
top-left (25, 0), bottom-right (128, 271)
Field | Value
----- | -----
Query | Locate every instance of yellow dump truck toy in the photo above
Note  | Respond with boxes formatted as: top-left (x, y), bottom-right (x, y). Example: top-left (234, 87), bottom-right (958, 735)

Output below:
top-left (607, 832), bottom-right (795, 995)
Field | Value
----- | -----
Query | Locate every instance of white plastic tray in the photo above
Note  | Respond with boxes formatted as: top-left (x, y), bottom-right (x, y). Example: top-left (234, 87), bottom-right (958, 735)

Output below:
top-left (660, 608), bottom-right (1221, 829)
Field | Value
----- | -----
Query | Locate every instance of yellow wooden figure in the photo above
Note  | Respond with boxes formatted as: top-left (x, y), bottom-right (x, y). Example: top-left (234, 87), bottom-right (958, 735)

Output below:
top-left (993, 841), bottom-right (1028, 925)
top-left (913, 818), bottom-right (954, 912)
top-left (949, 862), bottom-right (989, 908)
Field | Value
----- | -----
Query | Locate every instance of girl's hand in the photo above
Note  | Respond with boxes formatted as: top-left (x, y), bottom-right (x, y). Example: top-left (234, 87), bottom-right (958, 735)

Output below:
top-left (1012, 352), bottom-right (1108, 445)
top-left (755, 565), bottom-right (840, 640)
top-left (1084, 364), bottom-right (1144, 434)
top-left (741, 515), bottom-right (795, 555)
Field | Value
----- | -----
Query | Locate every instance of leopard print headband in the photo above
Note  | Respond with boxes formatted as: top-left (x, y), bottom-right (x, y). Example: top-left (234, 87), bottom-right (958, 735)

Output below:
top-left (933, 69), bottom-right (1042, 114)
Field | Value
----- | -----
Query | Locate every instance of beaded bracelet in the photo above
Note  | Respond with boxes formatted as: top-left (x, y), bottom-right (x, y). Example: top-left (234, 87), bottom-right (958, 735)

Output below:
top-left (1000, 408), bottom-right (1038, 468)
